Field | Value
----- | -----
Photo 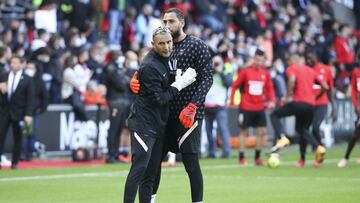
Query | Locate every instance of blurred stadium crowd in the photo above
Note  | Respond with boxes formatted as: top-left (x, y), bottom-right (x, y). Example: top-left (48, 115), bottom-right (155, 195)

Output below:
top-left (0, 0), bottom-right (360, 162)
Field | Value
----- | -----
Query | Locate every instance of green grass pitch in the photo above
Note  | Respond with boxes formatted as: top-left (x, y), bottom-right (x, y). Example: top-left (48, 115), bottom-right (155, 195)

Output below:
top-left (1, 144), bottom-right (360, 203)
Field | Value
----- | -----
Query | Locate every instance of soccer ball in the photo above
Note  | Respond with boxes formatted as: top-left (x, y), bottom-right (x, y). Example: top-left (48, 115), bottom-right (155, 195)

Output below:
top-left (267, 153), bottom-right (281, 168)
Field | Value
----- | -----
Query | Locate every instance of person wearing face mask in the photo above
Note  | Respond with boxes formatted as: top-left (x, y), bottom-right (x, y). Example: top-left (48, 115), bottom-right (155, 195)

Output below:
top-left (116, 51), bottom-right (139, 160)
top-left (87, 46), bottom-right (105, 84)
top-left (31, 29), bottom-right (49, 51)
top-left (204, 55), bottom-right (232, 158)
top-left (22, 61), bottom-right (49, 161)
top-left (104, 51), bottom-right (132, 164)
top-left (34, 47), bottom-right (62, 104)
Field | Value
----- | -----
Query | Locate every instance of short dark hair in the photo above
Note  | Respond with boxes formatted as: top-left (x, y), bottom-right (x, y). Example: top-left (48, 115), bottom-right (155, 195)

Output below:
top-left (255, 49), bottom-right (265, 56)
top-left (36, 47), bottom-right (51, 56)
top-left (37, 29), bottom-right (47, 37)
top-left (10, 55), bottom-right (25, 63)
top-left (164, 8), bottom-right (184, 21)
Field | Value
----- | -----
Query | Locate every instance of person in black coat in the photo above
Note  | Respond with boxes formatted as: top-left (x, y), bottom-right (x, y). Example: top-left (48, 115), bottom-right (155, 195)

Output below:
top-left (21, 61), bottom-right (49, 161)
top-left (104, 50), bottom-right (132, 163)
top-left (0, 56), bottom-right (34, 169)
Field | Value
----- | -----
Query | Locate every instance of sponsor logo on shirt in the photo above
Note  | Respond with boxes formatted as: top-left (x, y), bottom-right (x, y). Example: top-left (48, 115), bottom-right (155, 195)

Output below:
top-left (248, 81), bottom-right (264, 95)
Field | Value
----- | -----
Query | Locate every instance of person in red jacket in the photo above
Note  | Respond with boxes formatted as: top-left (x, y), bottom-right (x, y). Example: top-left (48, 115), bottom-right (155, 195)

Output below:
top-left (230, 49), bottom-right (275, 165)
top-left (338, 65), bottom-right (360, 167)
top-left (270, 54), bottom-right (329, 167)
top-left (334, 24), bottom-right (355, 67)
top-left (295, 53), bottom-right (337, 167)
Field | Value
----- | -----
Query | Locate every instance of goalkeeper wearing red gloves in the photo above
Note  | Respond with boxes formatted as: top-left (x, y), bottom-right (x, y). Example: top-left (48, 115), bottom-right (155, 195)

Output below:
top-left (131, 8), bottom-right (213, 203)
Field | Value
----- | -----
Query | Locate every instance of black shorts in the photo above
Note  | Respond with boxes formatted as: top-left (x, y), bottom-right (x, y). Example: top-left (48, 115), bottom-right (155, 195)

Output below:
top-left (238, 110), bottom-right (267, 128)
top-left (164, 119), bottom-right (202, 154)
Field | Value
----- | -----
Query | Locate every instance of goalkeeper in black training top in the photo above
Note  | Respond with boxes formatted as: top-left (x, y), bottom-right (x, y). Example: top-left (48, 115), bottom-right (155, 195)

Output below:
top-left (123, 26), bottom-right (197, 203)
top-left (130, 8), bottom-right (213, 203)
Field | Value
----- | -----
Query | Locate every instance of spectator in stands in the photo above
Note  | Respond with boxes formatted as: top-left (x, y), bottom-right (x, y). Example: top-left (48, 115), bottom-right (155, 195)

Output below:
top-left (0, 46), bottom-right (10, 77)
top-left (121, 7), bottom-right (137, 54)
top-left (108, 0), bottom-right (127, 49)
top-left (270, 58), bottom-right (287, 103)
top-left (66, 30), bottom-right (86, 54)
top-left (334, 24), bottom-right (355, 69)
top-left (204, 55), bottom-right (232, 158)
top-left (87, 45), bottom-right (105, 84)
top-left (257, 29), bottom-right (273, 67)
top-left (0, 0), bottom-right (30, 28)
top-left (192, 0), bottom-right (224, 32)
top-left (31, 29), bottom-right (49, 51)
top-left (354, 0), bottom-right (360, 30)
top-left (135, 4), bottom-right (162, 48)
top-left (13, 44), bottom-right (26, 58)
top-left (62, 55), bottom-right (90, 121)
top-left (34, 0), bottom-right (57, 33)
top-left (75, 47), bottom-right (92, 88)
top-left (67, 0), bottom-right (93, 32)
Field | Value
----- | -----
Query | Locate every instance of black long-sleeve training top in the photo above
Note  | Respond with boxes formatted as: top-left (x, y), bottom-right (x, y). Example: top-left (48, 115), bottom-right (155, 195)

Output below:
top-left (168, 35), bottom-right (213, 120)
top-left (127, 49), bottom-right (179, 137)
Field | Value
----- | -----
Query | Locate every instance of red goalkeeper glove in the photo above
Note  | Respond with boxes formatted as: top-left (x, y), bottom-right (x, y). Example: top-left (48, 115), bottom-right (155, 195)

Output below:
top-left (130, 71), bottom-right (140, 94)
top-left (179, 103), bottom-right (197, 128)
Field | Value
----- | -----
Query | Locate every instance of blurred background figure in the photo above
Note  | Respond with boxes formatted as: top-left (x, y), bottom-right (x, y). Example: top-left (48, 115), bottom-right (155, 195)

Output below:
top-left (0, 56), bottom-right (34, 169)
top-left (21, 61), bottom-right (48, 161)
top-left (117, 50), bottom-right (139, 161)
top-left (107, 0), bottom-right (127, 49)
top-left (104, 50), bottom-right (131, 163)
top-left (230, 49), bottom-right (276, 166)
top-left (61, 54), bottom-right (90, 121)
top-left (135, 3), bottom-right (162, 48)
top-left (204, 55), bottom-right (232, 158)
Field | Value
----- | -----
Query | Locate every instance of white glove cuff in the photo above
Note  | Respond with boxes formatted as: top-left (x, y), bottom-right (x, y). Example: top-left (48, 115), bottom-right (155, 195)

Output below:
top-left (171, 82), bottom-right (182, 91)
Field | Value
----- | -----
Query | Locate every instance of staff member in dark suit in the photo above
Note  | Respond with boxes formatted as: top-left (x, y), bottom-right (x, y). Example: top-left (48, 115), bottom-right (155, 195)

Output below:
top-left (0, 56), bottom-right (34, 169)
top-left (123, 26), bottom-right (197, 203)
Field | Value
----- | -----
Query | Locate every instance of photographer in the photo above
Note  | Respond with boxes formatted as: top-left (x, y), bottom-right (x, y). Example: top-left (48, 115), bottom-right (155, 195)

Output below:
top-left (204, 55), bottom-right (232, 158)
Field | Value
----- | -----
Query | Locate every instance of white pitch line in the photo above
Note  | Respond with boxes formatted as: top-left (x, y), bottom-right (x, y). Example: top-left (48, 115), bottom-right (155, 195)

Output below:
top-left (0, 171), bottom-right (127, 182)
top-left (162, 174), bottom-right (360, 182)
top-left (0, 158), bottom-right (353, 183)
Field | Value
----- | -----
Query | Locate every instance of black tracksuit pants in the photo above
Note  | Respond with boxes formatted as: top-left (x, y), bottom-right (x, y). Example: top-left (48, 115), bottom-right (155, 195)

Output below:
top-left (123, 131), bottom-right (162, 203)
top-left (270, 102), bottom-right (321, 149)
